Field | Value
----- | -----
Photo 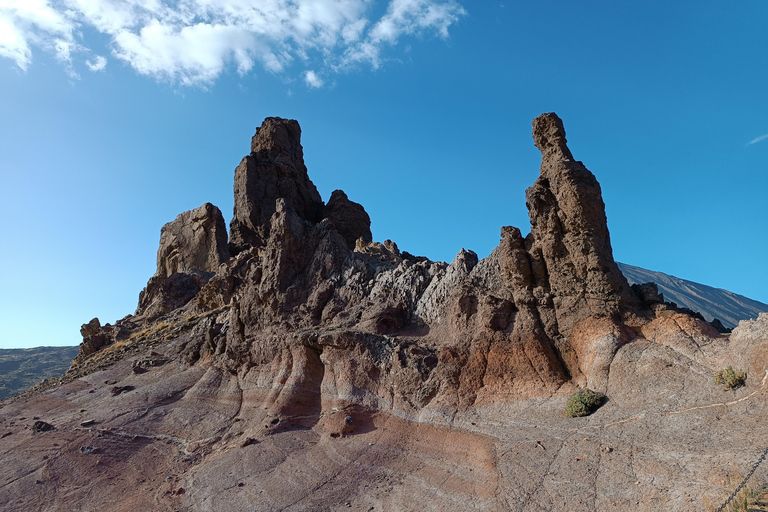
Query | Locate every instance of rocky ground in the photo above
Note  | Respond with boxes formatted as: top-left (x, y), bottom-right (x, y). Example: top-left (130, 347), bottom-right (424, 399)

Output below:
top-left (1, 114), bottom-right (767, 511)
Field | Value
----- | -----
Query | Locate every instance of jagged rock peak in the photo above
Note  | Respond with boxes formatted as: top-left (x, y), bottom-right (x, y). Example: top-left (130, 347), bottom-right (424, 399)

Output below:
top-left (324, 189), bottom-right (372, 249)
top-left (532, 112), bottom-right (574, 161)
top-left (250, 116), bottom-right (305, 164)
top-left (230, 117), bottom-right (324, 253)
top-left (522, 112), bottom-right (642, 336)
top-left (156, 202), bottom-right (229, 279)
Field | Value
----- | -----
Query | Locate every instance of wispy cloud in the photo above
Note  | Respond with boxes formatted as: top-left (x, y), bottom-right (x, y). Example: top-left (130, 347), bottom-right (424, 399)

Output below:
top-left (748, 133), bottom-right (768, 145)
top-left (86, 55), bottom-right (107, 72)
top-left (303, 70), bottom-right (324, 88)
top-left (0, 0), bottom-right (466, 87)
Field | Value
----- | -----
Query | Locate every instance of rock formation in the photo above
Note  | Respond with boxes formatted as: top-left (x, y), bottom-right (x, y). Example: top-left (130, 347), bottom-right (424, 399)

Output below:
top-left (525, 113), bottom-right (642, 335)
top-left (323, 189), bottom-right (372, 249)
top-left (3, 114), bottom-right (767, 512)
top-left (155, 202), bottom-right (229, 279)
top-left (229, 117), bottom-right (324, 253)
top-left (137, 202), bottom-right (230, 319)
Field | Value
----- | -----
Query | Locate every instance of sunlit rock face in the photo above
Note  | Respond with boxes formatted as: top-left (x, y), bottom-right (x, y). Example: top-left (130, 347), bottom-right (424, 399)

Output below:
top-left (5, 114), bottom-right (765, 512)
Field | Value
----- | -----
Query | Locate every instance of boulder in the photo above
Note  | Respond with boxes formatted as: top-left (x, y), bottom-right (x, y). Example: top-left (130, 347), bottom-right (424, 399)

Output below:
top-left (137, 203), bottom-right (229, 318)
top-left (75, 318), bottom-right (111, 363)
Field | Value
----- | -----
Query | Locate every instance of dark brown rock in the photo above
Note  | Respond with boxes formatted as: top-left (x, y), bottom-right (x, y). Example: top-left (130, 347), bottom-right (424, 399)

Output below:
top-left (155, 202), bottom-right (229, 279)
top-left (77, 318), bottom-right (109, 359)
top-left (136, 203), bottom-right (229, 318)
top-left (524, 112), bottom-right (642, 337)
top-left (31, 420), bottom-right (54, 433)
top-left (137, 270), bottom-right (212, 319)
top-left (109, 385), bottom-right (134, 396)
top-left (229, 117), bottom-right (324, 253)
top-left (323, 189), bottom-right (372, 249)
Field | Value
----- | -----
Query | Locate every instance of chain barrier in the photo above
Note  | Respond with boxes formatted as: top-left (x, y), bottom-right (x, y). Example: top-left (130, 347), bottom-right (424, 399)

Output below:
top-left (715, 445), bottom-right (768, 512)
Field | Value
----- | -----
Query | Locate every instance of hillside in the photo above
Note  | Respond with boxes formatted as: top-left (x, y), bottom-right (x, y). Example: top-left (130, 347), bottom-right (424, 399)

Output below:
top-left (0, 346), bottom-right (79, 400)
top-left (618, 262), bottom-right (768, 329)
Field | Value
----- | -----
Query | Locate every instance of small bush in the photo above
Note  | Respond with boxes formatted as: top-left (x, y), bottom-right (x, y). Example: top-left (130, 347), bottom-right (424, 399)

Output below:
top-left (564, 389), bottom-right (605, 417)
top-left (715, 366), bottom-right (746, 390)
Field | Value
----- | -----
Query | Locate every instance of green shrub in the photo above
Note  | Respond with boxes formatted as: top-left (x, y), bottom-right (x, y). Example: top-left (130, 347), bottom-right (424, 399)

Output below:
top-left (564, 389), bottom-right (605, 417)
top-left (715, 366), bottom-right (746, 390)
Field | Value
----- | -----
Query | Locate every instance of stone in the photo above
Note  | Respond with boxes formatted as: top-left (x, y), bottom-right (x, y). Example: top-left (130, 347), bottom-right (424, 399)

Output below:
top-left (77, 318), bottom-right (109, 359)
top-left (323, 189), bottom-right (372, 249)
top-left (155, 202), bottom-right (229, 279)
top-left (31, 420), bottom-right (54, 433)
top-left (109, 385), bottom-right (135, 396)
top-left (524, 113), bottom-right (642, 338)
top-left (136, 203), bottom-right (230, 319)
top-left (229, 117), bottom-right (324, 252)
top-left (137, 270), bottom-right (212, 319)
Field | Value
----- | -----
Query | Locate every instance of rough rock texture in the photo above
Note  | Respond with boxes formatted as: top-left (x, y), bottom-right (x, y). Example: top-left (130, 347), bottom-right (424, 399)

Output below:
top-left (229, 117), bottom-right (324, 253)
top-left (137, 203), bottom-right (230, 319)
top-left (155, 202), bottom-right (229, 279)
top-left (323, 189), bottom-right (372, 248)
top-left (2, 114), bottom-right (767, 512)
top-left (523, 113), bottom-right (642, 339)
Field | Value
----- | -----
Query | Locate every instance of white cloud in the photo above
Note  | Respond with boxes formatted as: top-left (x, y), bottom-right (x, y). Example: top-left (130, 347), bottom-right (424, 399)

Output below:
top-left (0, 0), bottom-right (466, 86)
top-left (0, 0), bottom-right (78, 70)
top-left (0, 16), bottom-right (32, 70)
top-left (748, 134), bottom-right (768, 145)
top-left (86, 54), bottom-right (107, 70)
top-left (303, 69), bottom-right (323, 88)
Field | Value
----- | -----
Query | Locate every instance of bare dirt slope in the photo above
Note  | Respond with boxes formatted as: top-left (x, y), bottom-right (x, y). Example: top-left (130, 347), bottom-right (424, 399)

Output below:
top-left (1, 114), bottom-right (767, 512)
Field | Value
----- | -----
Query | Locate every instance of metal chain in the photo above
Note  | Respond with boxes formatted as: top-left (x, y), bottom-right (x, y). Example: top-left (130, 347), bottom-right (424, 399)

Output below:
top-left (715, 445), bottom-right (768, 512)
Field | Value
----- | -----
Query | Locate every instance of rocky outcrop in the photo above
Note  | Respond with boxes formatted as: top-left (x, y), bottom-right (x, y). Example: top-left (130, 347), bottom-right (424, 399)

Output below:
top-left (137, 203), bottom-right (229, 319)
top-left (521, 113), bottom-right (642, 339)
top-left (229, 117), bottom-right (324, 253)
top-left (155, 202), bottom-right (229, 279)
top-left (323, 189), bottom-right (372, 248)
top-left (83, 113), bottom-right (653, 402)
top-left (77, 318), bottom-right (109, 360)
top-left (14, 113), bottom-right (764, 512)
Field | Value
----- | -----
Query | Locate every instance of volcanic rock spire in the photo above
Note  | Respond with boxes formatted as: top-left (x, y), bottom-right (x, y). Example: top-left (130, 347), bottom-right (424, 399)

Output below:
top-left (229, 117), bottom-right (325, 253)
top-left (504, 113), bottom-right (641, 340)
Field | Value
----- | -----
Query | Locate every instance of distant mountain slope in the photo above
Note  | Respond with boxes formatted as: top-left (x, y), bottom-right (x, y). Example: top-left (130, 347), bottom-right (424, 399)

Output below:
top-left (0, 346), bottom-right (79, 400)
top-left (618, 262), bottom-right (768, 329)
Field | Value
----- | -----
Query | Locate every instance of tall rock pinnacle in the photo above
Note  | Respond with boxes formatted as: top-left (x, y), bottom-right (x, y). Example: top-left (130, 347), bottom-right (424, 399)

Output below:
top-left (522, 112), bottom-right (640, 337)
top-left (229, 117), bottom-right (324, 253)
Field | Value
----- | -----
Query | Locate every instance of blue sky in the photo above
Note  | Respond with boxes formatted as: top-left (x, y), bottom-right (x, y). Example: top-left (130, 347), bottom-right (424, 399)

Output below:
top-left (1, 1), bottom-right (766, 349)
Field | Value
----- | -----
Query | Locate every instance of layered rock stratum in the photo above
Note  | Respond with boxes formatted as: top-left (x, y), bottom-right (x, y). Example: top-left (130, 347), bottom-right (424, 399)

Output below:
top-left (1, 114), bottom-right (767, 512)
